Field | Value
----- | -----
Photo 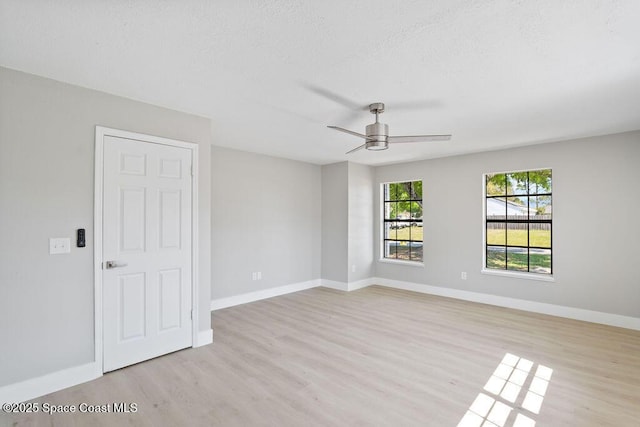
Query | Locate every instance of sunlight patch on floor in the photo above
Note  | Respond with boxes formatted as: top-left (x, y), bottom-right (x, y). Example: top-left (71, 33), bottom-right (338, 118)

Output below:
top-left (457, 353), bottom-right (553, 427)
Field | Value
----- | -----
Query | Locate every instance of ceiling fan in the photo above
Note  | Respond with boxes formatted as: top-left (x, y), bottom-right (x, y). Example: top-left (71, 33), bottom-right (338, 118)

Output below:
top-left (328, 102), bottom-right (451, 154)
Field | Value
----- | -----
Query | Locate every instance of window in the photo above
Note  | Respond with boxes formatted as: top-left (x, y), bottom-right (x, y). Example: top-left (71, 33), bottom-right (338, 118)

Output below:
top-left (485, 169), bottom-right (552, 275)
top-left (382, 181), bottom-right (423, 262)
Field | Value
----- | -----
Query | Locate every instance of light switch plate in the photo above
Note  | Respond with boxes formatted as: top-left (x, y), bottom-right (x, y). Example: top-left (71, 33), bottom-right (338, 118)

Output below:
top-left (49, 238), bottom-right (71, 254)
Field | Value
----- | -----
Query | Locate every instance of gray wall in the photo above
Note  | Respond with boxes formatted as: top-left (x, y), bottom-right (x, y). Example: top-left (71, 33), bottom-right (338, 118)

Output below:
top-left (320, 161), bottom-right (374, 285)
top-left (375, 131), bottom-right (640, 317)
top-left (0, 67), bottom-right (212, 387)
top-left (348, 162), bottom-right (374, 282)
top-left (321, 162), bottom-right (349, 283)
top-left (210, 146), bottom-right (321, 299)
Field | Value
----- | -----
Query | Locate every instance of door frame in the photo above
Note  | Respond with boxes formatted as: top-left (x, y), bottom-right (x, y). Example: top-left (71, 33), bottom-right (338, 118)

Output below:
top-left (94, 126), bottom-right (199, 373)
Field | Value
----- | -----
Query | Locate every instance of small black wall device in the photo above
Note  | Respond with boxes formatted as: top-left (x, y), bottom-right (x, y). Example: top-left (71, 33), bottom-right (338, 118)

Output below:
top-left (77, 228), bottom-right (86, 248)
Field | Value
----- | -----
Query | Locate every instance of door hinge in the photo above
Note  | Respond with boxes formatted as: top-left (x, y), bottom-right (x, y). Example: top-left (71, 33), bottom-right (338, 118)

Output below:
top-left (190, 310), bottom-right (193, 320)
top-left (191, 165), bottom-right (194, 176)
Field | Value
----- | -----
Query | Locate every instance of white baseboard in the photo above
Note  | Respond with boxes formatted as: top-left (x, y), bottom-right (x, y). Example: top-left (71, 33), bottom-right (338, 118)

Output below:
top-left (209, 278), bottom-right (374, 311)
top-left (0, 362), bottom-right (101, 404)
top-left (194, 328), bottom-right (213, 347)
top-left (320, 278), bottom-right (374, 292)
top-left (346, 277), bottom-right (374, 291)
top-left (319, 278), bottom-right (374, 291)
top-left (320, 279), bottom-right (349, 291)
top-left (211, 280), bottom-right (320, 311)
top-left (373, 277), bottom-right (640, 331)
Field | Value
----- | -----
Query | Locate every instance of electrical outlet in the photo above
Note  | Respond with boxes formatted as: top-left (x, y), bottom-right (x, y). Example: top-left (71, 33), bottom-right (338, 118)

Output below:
top-left (461, 272), bottom-right (467, 280)
top-left (351, 265), bottom-right (356, 273)
top-left (257, 272), bottom-right (262, 280)
top-left (252, 272), bottom-right (257, 281)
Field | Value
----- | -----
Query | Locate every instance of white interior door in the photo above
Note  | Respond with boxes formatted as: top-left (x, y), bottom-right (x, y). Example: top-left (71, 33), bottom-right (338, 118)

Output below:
top-left (102, 135), bottom-right (193, 372)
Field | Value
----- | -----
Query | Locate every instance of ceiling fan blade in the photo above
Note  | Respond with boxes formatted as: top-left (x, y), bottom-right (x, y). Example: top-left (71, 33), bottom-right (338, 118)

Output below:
top-left (389, 100), bottom-right (444, 110)
top-left (345, 143), bottom-right (366, 154)
top-left (328, 126), bottom-right (370, 140)
top-left (388, 134), bottom-right (451, 143)
top-left (303, 84), bottom-right (365, 111)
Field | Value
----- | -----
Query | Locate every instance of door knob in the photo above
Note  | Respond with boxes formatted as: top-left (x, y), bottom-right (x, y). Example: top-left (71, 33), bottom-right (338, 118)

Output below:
top-left (104, 260), bottom-right (128, 269)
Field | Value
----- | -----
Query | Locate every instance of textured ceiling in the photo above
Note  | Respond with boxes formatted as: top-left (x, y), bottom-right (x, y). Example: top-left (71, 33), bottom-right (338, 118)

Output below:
top-left (1, 0), bottom-right (639, 165)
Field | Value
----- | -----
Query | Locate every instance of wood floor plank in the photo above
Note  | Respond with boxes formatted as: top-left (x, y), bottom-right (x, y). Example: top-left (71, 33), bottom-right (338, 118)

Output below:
top-left (2, 285), bottom-right (640, 426)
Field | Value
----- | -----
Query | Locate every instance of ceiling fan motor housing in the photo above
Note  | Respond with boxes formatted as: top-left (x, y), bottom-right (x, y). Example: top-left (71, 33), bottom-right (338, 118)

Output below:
top-left (365, 122), bottom-right (389, 150)
top-left (327, 100), bottom-right (450, 154)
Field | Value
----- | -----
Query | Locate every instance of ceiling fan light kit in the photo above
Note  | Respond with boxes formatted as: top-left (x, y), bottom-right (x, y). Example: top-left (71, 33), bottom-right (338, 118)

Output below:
top-left (328, 102), bottom-right (451, 154)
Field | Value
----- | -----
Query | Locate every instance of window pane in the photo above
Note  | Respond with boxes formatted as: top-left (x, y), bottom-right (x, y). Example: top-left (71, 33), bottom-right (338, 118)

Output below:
top-left (397, 206), bottom-right (411, 221)
top-left (384, 202), bottom-right (398, 219)
top-left (507, 247), bottom-right (529, 272)
top-left (384, 222), bottom-right (397, 240)
top-left (396, 241), bottom-right (411, 260)
top-left (397, 182), bottom-right (410, 200)
top-left (411, 181), bottom-right (422, 200)
top-left (506, 196), bottom-right (529, 218)
top-left (486, 174), bottom-right (506, 196)
top-left (487, 197), bottom-right (507, 220)
top-left (385, 241), bottom-right (397, 259)
top-left (530, 196), bottom-right (551, 219)
top-left (487, 223), bottom-right (506, 245)
top-left (487, 246), bottom-right (506, 269)
top-left (506, 223), bottom-right (527, 246)
top-left (407, 224), bottom-right (414, 242)
top-left (530, 249), bottom-right (551, 274)
top-left (530, 223), bottom-right (551, 248)
top-left (409, 201), bottom-right (423, 220)
top-left (410, 242), bottom-right (423, 261)
top-left (528, 170), bottom-right (552, 194)
top-left (410, 223), bottom-right (423, 242)
top-left (507, 172), bottom-right (528, 195)
top-left (388, 183), bottom-right (400, 200)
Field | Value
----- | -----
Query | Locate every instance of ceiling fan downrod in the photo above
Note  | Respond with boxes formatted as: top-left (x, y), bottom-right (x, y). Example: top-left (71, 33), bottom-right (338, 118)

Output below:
top-left (365, 103), bottom-right (389, 150)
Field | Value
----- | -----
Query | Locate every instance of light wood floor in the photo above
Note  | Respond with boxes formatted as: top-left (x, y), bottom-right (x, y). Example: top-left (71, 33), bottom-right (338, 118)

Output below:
top-left (3, 286), bottom-right (640, 426)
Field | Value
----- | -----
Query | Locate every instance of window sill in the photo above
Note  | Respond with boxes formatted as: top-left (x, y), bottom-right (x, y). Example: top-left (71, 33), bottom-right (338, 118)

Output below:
top-left (378, 258), bottom-right (425, 268)
top-left (481, 269), bottom-right (555, 282)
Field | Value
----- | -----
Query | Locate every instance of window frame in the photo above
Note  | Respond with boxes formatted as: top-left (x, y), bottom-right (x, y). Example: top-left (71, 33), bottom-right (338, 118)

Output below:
top-left (482, 168), bottom-right (554, 281)
top-left (380, 180), bottom-right (424, 264)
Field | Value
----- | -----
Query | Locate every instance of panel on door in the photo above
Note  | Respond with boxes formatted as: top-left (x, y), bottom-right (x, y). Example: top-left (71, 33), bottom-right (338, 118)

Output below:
top-left (103, 135), bottom-right (192, 372)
